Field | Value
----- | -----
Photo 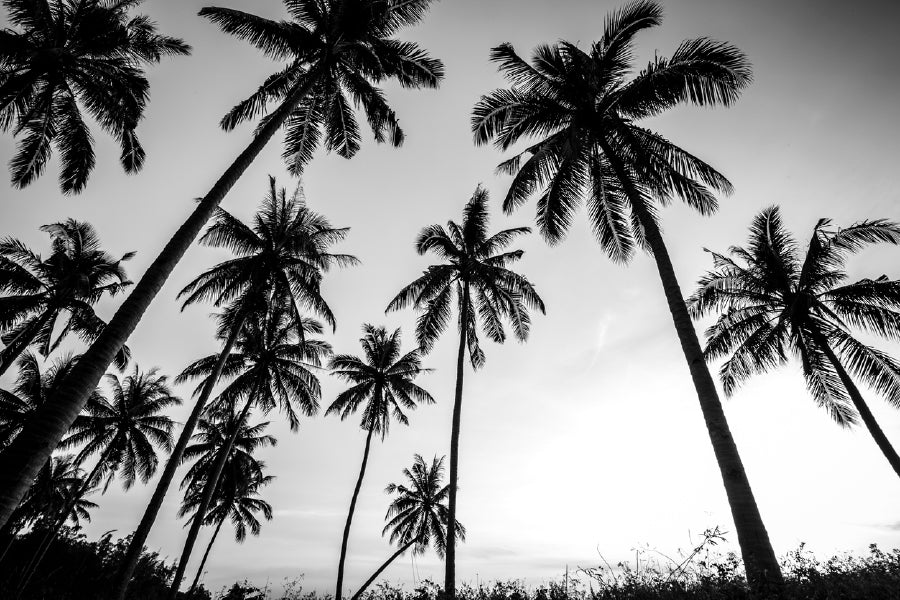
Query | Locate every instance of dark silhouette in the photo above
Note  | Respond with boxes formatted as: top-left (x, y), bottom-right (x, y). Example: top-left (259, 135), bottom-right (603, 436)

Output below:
top-left (328, 325), bottom-right (434, 600)
top-left (0, 0), bottom-right (442, 539)
top-left (688, 206), bottom-right (900, 478)
top-left (387, 187), bottom-right (545, 597)
top-left (470, 0), bottom-right (781, 588)
top-left (0, 0), bottom-right (190, 192)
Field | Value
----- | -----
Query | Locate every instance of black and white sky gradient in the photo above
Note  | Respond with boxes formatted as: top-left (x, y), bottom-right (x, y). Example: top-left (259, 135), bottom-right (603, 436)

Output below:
top-left (2, 0), bottom-right (900, 595)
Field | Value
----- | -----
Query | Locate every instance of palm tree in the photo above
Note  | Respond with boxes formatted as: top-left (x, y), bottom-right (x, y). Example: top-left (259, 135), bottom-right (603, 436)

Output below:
top-left (0, 219), bottom-right (133, 377)
top-left (0, 0), bottom-right (191, 192)
top-left (328, 324), bottom-right (433, 600)
top-left (181, 455), bottom-right (274, 596)
top-left (168, 306), bottom-right (329, 599)
top-left (116, 179), bottom-right (350, 597)
top-left (688, 206), bottom-right (900, 478)
top-left (350, 454), bottom-right (463, 600)
top-left (0, 0), bottom-right (442, 536)
top-left (386, 187), bottom-right (544, 596)
top-left (14, 364), bottom-right (179, 593)
top-left (469, 1), bottom-right (780, 588)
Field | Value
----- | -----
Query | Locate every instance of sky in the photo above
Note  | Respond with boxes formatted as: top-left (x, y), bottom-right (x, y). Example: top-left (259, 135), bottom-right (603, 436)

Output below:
top-left (2, 0), bottom-right (900, 596)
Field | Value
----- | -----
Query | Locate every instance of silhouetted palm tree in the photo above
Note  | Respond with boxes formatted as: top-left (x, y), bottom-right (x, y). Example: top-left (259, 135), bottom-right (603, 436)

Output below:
top-left (688, 206), bottom-right (900, 478)
top-left (117, 180), bottom-right (349, 596)
top-left (351, 454), bottom-right (463, 600)
top-left (0, 0), bottom-right (190, 192)
top-left (168, 306), bottom-right (328, 599)
top-left (0, 219), bottom-right (133, 377)
top-left (0, 0), bottom-right (442, 540)
top-left (387, 188), bottom-right (544, 596)
top-left (470, 1), bottom-right (779, 588)
top-left (328, 325), bottom-right (433, 599)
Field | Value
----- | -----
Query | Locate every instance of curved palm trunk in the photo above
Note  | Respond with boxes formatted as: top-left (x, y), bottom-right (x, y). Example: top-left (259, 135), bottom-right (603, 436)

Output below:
top-left (187, 516), bottom-right (225, 596)
top-left (628, 199), bottom-right (782, 589)
top-left (444, 285), bottom-right (469, 599)
top-left (113, 312), bottom-right (248, 600)
top-left (0, 71), bottom-right (323, 534)
top-left (335, 426), bottom-right (376, 600)
top-left (167, 397), bottom-right (254, 600)
top-left (350, 539), bottom-right (415, 600)
top-left (817, 336), bottom-right (900, 478)
top-left (0, 309), bottom-right (55, 377)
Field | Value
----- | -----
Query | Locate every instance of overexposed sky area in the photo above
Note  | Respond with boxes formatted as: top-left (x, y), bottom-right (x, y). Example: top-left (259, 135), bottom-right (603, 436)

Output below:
top-left (2, 0), bottom-right (900, 595)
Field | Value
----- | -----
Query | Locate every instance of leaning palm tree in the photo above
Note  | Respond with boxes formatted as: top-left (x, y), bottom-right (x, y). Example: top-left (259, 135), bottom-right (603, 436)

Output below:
top-left (0, 0), bottom-right (191, 192)
top-left (469, 1), bottom-right (780, 588)
top-left (328, 325), bottom-right (433, 600)
top-left (0, 219), bottom-right (133, 377)
top-left (167, 306), bottom-right (329, 599)
top-left (386, 188), bottom-right (544, 596)
top-left (0, 0), bottom-right (442, 537)
top-left (688, 206), bottom-right (900, 478)
top-left (116, 180), bottom-right (350, 597)
top-left (350, 454), bottom-right (463, 600)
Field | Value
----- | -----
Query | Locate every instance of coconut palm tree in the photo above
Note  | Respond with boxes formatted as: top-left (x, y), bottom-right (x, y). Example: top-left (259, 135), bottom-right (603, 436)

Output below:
top-left (386, 187), bottom-right (544, 596)
top-left (0, 0), bottom-right (442, 537)
top-left (351, 454), bottom-right (463, 600)
top-left (688, 206), bottom-right (900, 478)
top-left (328, 325), bottom-right (433, 600)
top-left (0, 0), bottom-right (191, 192)
top-left (168, 306), bottom-right (328, 599)
top-left (0, 219), bottom-right (133, 377)
top-left (469, 1), bottom-right (780, 588)
top-left (116, 180), bottom-right (350, 597)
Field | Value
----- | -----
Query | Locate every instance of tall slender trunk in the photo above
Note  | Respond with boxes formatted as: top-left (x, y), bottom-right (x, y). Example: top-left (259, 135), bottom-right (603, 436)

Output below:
top-left (627, 198), bottom-right (782, 589)
top-left (444, 284), bottom-right (469, 599)
top-left (112, 309), bottom-right (249, 600)
top-left (350, 539), bottom-right (415, 600)
top-left (167, 397), bottom-right (254, 600)
top-left (816, 334), bottom-right (900, 478)
top-left (187, 516), bottom-right (225, 596)
top-left (15, 441), bottom-right (117, 597)
top-left (0, 309), bottom-right (55, 377)
top-left (0, 70), bottom-right (323, 534)
top-left (335, 426), bottom-right (376, 600)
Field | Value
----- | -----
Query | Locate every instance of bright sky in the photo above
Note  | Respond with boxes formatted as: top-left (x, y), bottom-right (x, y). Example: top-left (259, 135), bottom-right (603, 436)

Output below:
top-left (2, 0), bottom-right (900, 596)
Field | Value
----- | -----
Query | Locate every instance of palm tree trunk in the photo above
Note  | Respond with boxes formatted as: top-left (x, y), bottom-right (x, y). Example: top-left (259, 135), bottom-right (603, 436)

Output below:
top-left (350, 539), bottom-right (415, 600)
top-left (187, 516), bottom-right (225, 596)
top-left (444, 284), bottom-right (469, 599)
top-left (167, 397), bottom-right (254, 600)
top-left (0, 70), bottom-right (323, 534)
top-left (816, 334), bottom-right (900, 478)
top-left (627, 197), bottom-right (782, 589)
top-left (112, 310), bottom-right (249, 600)
top-left (335, 426), bottom-right (376, 600)
top-left (0, 309), bottom-right (55, 377)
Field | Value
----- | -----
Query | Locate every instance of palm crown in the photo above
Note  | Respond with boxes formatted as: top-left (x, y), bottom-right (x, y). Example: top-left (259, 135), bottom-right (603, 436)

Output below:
top-left (387, 186), bottom-right (545, 367)
top-left (688, 207), bottom-right (900, 425)
top-left (327, 324), bottom-right (433, 437)
top-left (0, 0), bottom-right (191, 192)
top-left (199, 0), bottom-right (445, 174)
top-left (0, 219), bottom-right (133, 375)
top-left (14, 455), bottom-right (98, 531)
top-left (471, 0), bottom-right (751, 255)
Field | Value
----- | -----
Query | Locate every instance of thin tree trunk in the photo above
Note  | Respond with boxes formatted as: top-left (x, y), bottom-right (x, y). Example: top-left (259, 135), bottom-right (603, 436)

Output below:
top-left (0, 309), bottom-right (55, 377)
top-left (817, 335), bottom-right (900, 478)
top-left (112, 308), bottom-right (249, 600)
top-left (626, 197), bottom-right (782, 590)
top-left (335, 426), bottom-right (376, 600)
top-left (0, 70), bottom-right (323, 535)
top-left (350, 539), bottom-right (415, 600)
top-left (167, 397), bottom-right (254, 600)
top-left (187, 516), bottom-right (225, 596)
top-left (444, 284), bottom-right (469, 599)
